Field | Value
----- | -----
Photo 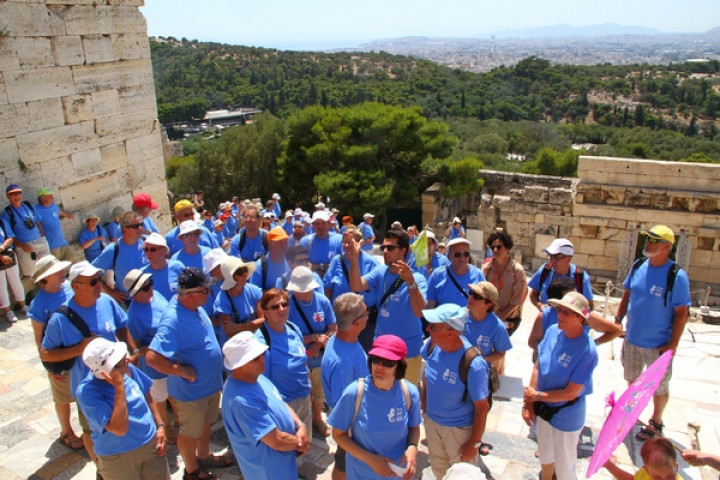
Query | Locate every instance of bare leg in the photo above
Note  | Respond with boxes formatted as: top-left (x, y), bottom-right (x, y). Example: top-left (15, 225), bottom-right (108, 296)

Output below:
top-left (83, 434), bottom-right (97, 463)
top-left (331, 467), bottom-right (346, 480)
top-left (56, 403), bottom-right (74, 435)
top-left (178, 434), bottom-right (199, 474)
top-left (196, 424), bottom-right (211, 460)
top-left (651, 393), bottom-right (669, 426)
top-left (540, 463), bottom-right (555, 480)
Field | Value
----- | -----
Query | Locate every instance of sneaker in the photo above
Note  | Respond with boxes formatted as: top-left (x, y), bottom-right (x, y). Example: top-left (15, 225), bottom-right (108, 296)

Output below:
top-left (17, 305), bottom-right (28, 317)
top-left (5, 311), bottom-right (18, 323)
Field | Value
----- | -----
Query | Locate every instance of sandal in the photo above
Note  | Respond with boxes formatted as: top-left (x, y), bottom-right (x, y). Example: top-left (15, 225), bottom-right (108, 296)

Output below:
top-left (59, 432), bottom-right (84, 450)
top-left (197, 453), bottom-right (233, 469)
top-left (313, 420), bottom-right (331, 437)
top-left (183, 468), bottom-right (217, 480)
top-left (636, 419), bottom-right (664, 441)
top-left (478, 442), bottom-right (493, 456)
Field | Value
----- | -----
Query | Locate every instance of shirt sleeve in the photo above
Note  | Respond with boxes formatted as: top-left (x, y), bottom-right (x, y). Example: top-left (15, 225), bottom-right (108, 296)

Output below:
top-left (407, 383), bottom-right (422, 427)
top-left (467, 356), bottom-right (489, 402)
top-left (670, 269), bottom-right (692, 307)
top-left (326, 381), bottom-right (359, 432)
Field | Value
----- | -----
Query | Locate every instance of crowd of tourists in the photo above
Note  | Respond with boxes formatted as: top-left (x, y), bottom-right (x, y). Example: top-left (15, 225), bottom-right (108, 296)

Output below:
top-left (0, 182), bottom-right (711, 480)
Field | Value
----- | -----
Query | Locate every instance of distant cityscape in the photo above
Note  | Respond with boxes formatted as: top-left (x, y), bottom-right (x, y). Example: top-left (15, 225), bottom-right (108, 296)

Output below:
top-left (330, 26), bottom-right (720, 73)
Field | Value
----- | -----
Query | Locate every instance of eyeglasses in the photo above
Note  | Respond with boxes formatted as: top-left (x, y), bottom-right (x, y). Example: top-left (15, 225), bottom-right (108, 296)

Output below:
top-left (75, 277), bottom-right (100, 286)
top-left (143, 246), bottom-right (163, 253)
top-left (549, 254), bottom-right (568, 261)
top-left (380, 245), bottom-right (400, 251)
top-left (268, 301), bottom-right (289, 311)
top-left (452, 251), bottom-right (471, 258)
top-left (428, 324), bottom-right (453, 332)
top-left (140, 279), bottom-right (154, 292)
top-left (244, 215), bottom-right (258, 220)
top-left (183, 287), bottom-right (210, 296)
top-left (124, 223), bottom-right (143, 229)
top-left (468, 289), bottom-right (486, 301)
top-left (182, 231), bottom-right (200, 238)
top-left (353, 309), bottom-right (369, 322)
top-left (646, 237), bottom-right (664, 245)
top-left (370, 356), bottom-right (398, 368)
top-left (490, 244), bottom-right (504, 251)
top-left (234, 267), bottom-right (248, 276)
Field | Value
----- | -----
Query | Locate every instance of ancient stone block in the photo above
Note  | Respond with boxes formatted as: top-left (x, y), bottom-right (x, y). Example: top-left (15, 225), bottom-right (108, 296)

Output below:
top-left (106, 0), bottom-right (145, 6)
top-left (576, 184), bottom-right (603, 204)
top-left (90, 89), bottom-right (120, 117)
top-left (703, 214), bottom-right (720, 229)
top-left (535, 214), bottom-right (545, 224)
top-left (492, 195), bottom-right (512, 208)
top-left (624, 188), bottom-right (652, 207)
top-left (52, 35), bottom-right (85, 66)
top-left (64, 6), bottom-right (147, 36)
top-left (544, 215), bottom-right (576, 227)
top-left (0, 37), bottom-right (21, 72)
top-left (587, 255), bottom-right (618, 272)
top-left (4, 66), bottom-right (75, 103)
top-left (534, 234), bottom-right (556, 257)
top-left (0, 103), bottom-right (31, 138)
top-left (603, 240), bottom-right (622, 258)
top-left (0, 3), bottom-right (53, 37)
top-left (111, 33), bottom-right (150, 61)
top-left (580, 225), bottom-right (599, 238)
top-left (509, 188), bottom-right (524, 202)
top-left (577, 216), bottom-right (608, 227)
top-left (691, 249), bottom-right (713, 266)
top-left (549, 187), bottom-right (573, 205)
top-left (62, 94), bottom-right (94, 124)
top-left (125, 132), bottom-right (162, 163)
top-left (71, 148), bottom-right (102, 177)
top-left (83, 35), bottom-right (115, 64)
top-left (16, 37), bottom-right (54, 68)
top-left (0, 75), bottom-right (7, 106)
top-left (572, 253), bottom-right (589, 268)
top-left (16, 121), bottom-right (95, 163)
top-left (39, 155), bottom-right (73, 185)
top-left (118, 83), bottom-right (157, 113)
top-left (635, 209), bottom-right (705, 228)
top-left (100, 142), bottom-right (127, 171)
top-left (574, 204), bottom-right (637, 223)
top-left (525, 185), bottom-right (549, 203)
top-left (58, 170), bottom-right (122, 211)
top-left (603, 186), bottom-right (626, 205)
top-left (72, 59), bottom-right (155, 94)
top-left (480, 193), bottom-right (493, 208)
top-left (27, 98), bottom-right (65, 131)
top-left (95, 109), bottom-right (157, 144)
top-left (0, 138), bottom-right (21, 167)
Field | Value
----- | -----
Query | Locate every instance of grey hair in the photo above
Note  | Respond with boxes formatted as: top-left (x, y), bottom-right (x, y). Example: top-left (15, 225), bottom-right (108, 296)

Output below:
top-left (333, 292), bottom-right (366, 331)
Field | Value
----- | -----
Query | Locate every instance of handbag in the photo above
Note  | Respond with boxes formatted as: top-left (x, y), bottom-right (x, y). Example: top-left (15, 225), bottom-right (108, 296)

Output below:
top-left (0, 250), bottom-right (17, 271)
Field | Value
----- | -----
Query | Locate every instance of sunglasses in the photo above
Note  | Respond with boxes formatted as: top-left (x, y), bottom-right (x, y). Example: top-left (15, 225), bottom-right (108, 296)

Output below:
top-left (380, 245), bottom-right (400, 251)
top-left (428, 324), bottom-right (454, 332)
top-left (269, 301), bottom-right (289, 311)
top-left (76, 277), bottom-right (100, 286)
top-left (370, 356), bottom-right (398, 368)
top-left (234, 267), bottom-right (249, 276)
top-left (452, 251), bottom-right (471, 258)
top-left (140, 278), bottom-right (154, 292)
top-left (124, 223), bottom-right (143, 229)
top-left (646, 237), bottom-right (663, 245)
top-left (549, 254), bottom-right (568, 261)
top-left (468, 289), bottom-right (486, 301)
top-left (490, 244), bottom-right (504, 251)
top-left (143, 246), bottom-right (163, 253)
top-left (295, 257), bottom-right (311, 264)
top-left (184, 287), bottom-right (210, 296)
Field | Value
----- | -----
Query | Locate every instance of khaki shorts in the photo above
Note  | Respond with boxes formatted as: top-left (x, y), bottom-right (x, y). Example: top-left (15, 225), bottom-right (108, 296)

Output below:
top-left (621, 340), bottom-right (672, 396)
top-left (98, 438), bottom-right (170, 480)
top-left (173, 391), bottom-right (220, 439)
top-left (288, 395), bottom-right (311, 433)
top-left (424, 414), bottom-right (475, 480)
top-left (78, 408), bottom-right (91, 435)
top-left (310, 366), bottom-right (325, 403)
top-left (149, 377), bottom-right (169, 403)
top-left (48, 372), bottom-right (74, 405)
top-left (405, 355), bottom-right (423, 387)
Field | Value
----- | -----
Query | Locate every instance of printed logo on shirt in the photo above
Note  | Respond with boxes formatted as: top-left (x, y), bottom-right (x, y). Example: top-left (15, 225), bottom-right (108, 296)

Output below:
top-left (474, 335), bottom-right (491, 353)
top-left (442, 368), bottom-right (458, 384)
top-left (649, 285), bottom-right (665, 298)
top-left (130, 383), bottom-right (142, 399)
top-left (387, 407), bottom-right (405, 423)
top-left (313, 312), bottom-right (325, 323)
top-left (557, 353), bottom-right (572, 368)
top-left (105, 321), bottom-right (113, 332)
top-left (273, 388), bottom-right (283, 401)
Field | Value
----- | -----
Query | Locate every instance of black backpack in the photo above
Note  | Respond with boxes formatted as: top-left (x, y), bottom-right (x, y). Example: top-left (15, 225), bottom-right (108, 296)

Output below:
top-left (426, 342), bottom-right (483, 402)
top-left (538, 263), bottom-right (584, 294)
top-left (629, 258), bottom-right (680, 307)
top-left (41, 306), bottom-right (92, 374)
top-left (238, 230), bottom-right (268, 257)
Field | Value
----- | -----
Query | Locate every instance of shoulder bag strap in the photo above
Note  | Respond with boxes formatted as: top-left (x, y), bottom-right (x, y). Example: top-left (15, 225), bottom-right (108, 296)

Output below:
top-left (291, 294), bottom-right (315, 333)
top-left (349, 377), bottom-right (365, 438)
top-left (446, 268), bottom-right (469, 299)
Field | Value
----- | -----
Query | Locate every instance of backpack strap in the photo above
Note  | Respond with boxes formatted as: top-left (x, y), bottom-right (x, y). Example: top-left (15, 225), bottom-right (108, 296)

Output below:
top-left (349, 377), bottom-right (365, 438)
top-left (574, 267), bottom-right (584, 294)
top-left (379, 275), bottom-right (404, 308)
top-left (446, 268), bottom-right (469, 299)
top-left (238, 231), bottom-right (247, 253)
top-left (538, 263), bottom-right (552, 290)
top-left (56, 305), bottom-right (93, 338)
top-left (665, 262), bottom-right (680, 307)
top-left (459, 346), bottom-right (483, 403)
top-left (400, 378), bottom-right (411, 412)
top-left (291, 294), bottom-right (316, 334)
top-left (260, 255), bottom-right (268, 288)
top-left (261, 230), bottom-right (268, 252)
top-left (226, 290), bottom-right (241, 323)
top-left (259, 324), bottom-right (271, 348)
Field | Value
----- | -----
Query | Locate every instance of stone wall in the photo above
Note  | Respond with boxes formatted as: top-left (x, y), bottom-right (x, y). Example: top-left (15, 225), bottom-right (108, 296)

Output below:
top-left (423, 156), bottom-right (720, 305)
top-left (0, 0), bottom-right (170, 241)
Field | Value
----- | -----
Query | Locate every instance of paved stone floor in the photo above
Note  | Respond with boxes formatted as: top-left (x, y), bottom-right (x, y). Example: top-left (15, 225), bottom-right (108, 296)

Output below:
top-left (1, 297), bottom-right (719, 479)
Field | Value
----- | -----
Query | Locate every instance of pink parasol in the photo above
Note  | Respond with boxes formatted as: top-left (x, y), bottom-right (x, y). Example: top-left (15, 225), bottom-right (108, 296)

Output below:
top-left (586, 350), bottom-right (674, 478)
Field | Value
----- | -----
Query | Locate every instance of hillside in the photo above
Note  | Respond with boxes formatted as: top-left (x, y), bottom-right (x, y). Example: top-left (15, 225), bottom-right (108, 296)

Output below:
top-left (151, 37), bottom-right (720, 137)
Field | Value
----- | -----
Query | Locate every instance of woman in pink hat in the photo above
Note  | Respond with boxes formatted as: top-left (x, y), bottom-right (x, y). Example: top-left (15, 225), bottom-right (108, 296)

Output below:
top-left (328, 334), bottom-right (421, 480)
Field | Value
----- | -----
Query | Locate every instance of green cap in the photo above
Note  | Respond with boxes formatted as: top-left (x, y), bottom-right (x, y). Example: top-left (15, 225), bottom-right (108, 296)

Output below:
top-left (37, 187), bottom-right (53, 197)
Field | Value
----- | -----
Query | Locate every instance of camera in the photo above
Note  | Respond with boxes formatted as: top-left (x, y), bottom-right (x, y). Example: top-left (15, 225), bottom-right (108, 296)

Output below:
top-left (23, 218), bottom-right (35, 230)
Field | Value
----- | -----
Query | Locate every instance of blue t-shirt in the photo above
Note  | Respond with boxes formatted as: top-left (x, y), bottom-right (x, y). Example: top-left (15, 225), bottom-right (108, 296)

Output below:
top-left (323, 252), bottom-right (378, 304)
top-left (408, 252), bottom-right (450, 281)
top-left (249, 256), bottom-right (290, 291)
top-left (541, 306), bottom-right (559, 333)
top-left (624, 259), bottom-right (691, 348)
top-left (275, 269), bottom-right (324, 294)
top-left (214, 284), bottom-right (263, 324)
top-left (288, 292), bottom-right (336, 369)
top-left (226, 215), bottom-right (239, 237)
top-left (148, 298), bottom-right (222, 401)
top-left (528, 264), bottom-right (593, 303)
top-left (140, 260), bottom-right (184, 302)
top-left (427, 265), bottom-right (486, 307)
top-left (536, 325), bottom-right (598, 432)
top-left (360, 223), bottom-right (374, 251)
top-left (92, 239), bottom-right (147, 293)
top-left (165, 224), bottom-right (218, 256)
top-left (300, 233), bottom-right (343, 265)
top-left (328, 377), bottom-right (421, 480)
top-left (222, 375), bottom-right (298, 480)
top-left (79, 225), bottom-right (109, 263)
top-left (41, 295), bottom-right (128, 397)
top-left (142, 216), bottom-right (158, 234)
top-left (422, 337), bottom-right (489, 427)
top-left (255, 323), bottom-right (311, 402)
top-left (321, 336), bottom-right (369, 408)
top-left (229, 229), bottom-right (268, 262)
top-left (364, 265), bottom-right (427, 358)
top-left (171, 246), bottom-right (211, 271)
top-left (211, 228), bottom-right (225, 247)
top-left (447, 225), bottom-right (466, 240)
top-left (1, 202), bottom-right (43, 243)
top-left (106, 221), bottom-right (121, 243)
top-left (127, 294), bottom-right (169, 380)
top-left (282, 220), bottom-right (294, 236)
top-left (77, 364), bottom-right (156, 456)
top-left (29, 282), bottom-right (74, 326)
top-left (35, 203), bottom-right (66, 249)
top-left (464, 311), bottom-right (513, 362)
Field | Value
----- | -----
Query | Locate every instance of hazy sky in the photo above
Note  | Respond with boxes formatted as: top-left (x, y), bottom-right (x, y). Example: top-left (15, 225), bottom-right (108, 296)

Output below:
top-left (140, 0), bottom-right (720, 50)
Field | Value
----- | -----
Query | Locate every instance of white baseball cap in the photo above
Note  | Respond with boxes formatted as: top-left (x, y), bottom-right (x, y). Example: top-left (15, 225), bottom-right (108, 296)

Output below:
top-left (83, 338), bottom-right (127, 379)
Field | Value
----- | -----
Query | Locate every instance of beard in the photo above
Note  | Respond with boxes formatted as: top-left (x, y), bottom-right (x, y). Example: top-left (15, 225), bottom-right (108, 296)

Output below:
top-left (642, 245), bottom-right (660, 258)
